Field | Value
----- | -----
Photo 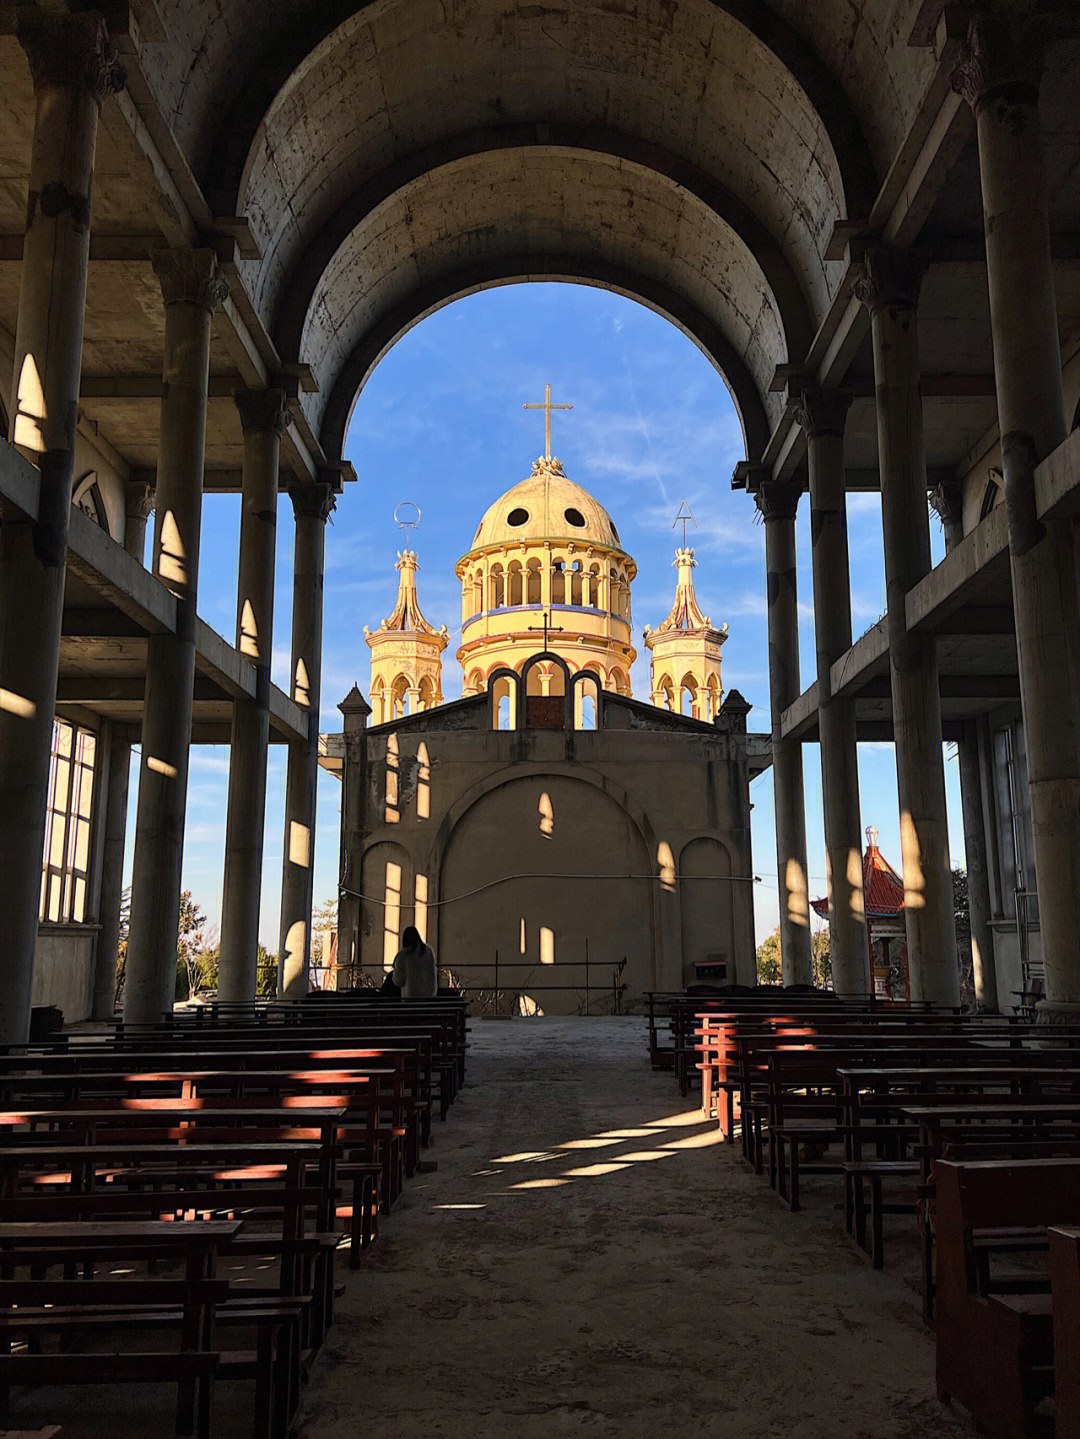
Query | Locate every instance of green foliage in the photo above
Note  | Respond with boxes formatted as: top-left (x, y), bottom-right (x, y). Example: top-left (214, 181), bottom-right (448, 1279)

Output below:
top-left (174, 891), bottom-right (210, 1000)
top-left (755, 925), bottom-right (831, 989)
top-left (755, 928), bottom-right (782, 985)
top-left (811, 927), bottom-right (832, 990)
top-left (952, 866), bottom-right (970, 935)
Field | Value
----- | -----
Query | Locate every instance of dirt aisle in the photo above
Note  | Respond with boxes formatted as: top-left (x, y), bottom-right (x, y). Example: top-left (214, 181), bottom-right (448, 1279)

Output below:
top-left (296, 1016), bottom-right (969, 1439)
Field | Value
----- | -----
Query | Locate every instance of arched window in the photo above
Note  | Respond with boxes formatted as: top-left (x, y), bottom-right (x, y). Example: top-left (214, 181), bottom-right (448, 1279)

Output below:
top-left (489, 564), bottom-right (504, 609)
top-left (507, 560), bottom-right (523, 607)
top-left (706, 675), bottom-right (720, 722)
top-left (371, 676), bottom-right (386, 724)
top-left (491, 674), bottom-right (516, 730)
top-left (681, 673), bottom-right (698, 718)
top-left (656, 674), bottom-right (674, 711)
top-left (551, 560), bottom-right (565, 604)
top-left (391, 675), bottom-right (408, 719)
top-left (611, 669), bottom-right (629, 695)
top-left (586, 564), bottom-right (600, 608)
top-left (526, 558), bottom-right (541, 604)
top-left (418, 675), bottom-right (435, 711)
top-left (569, 560), bottom-right (583, 607)
top-left (576, 671), bottom-right (601, 730)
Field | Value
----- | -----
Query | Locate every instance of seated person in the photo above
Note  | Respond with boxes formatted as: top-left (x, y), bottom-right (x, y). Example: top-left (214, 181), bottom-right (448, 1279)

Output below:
top-left (391, 925), bottom-right (438, 999)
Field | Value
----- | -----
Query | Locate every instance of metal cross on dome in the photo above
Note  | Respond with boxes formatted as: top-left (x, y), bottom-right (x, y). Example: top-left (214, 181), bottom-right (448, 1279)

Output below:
top-left (528, 609), bottom-right (564, 652)
top-left (673, 499), bottom-right (697, 548)
top-left (394, 500), bottom-right (421, 548)
top-left (523, 383), bottom-right (572, 460)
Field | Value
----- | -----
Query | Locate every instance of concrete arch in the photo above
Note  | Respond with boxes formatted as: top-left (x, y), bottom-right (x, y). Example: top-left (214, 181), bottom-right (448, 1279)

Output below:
top-left (204, 1), bottom-right (878, 267)
top-left (319, 258), bottom-right (772, 468)
top-left (270, 124), bottom-right (816, 367)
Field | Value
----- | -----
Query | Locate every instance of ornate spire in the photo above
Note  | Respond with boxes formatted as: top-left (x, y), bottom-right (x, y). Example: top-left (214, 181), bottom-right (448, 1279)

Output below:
top-left (371, 550), bottom-right (448, 637)
top-left (651, 548), bottom-right (714, 634)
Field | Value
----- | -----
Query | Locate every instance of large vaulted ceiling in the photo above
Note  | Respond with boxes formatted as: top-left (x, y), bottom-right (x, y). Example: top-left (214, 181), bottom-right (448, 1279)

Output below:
top-left (0, 0), bottom-right (1076, 482)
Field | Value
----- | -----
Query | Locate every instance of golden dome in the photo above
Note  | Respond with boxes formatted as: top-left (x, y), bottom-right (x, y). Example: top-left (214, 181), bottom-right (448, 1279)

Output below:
top-left (466, 456), bottom-right (626, 555)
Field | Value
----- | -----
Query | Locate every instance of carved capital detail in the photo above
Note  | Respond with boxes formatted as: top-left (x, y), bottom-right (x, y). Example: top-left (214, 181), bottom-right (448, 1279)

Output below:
top-left (234, 386), bottom-right (290, 436)
top-left (854, 246), bottom-right (925, 316)
top-left (151, 248), bottom-right (229, 312)
top-left (124, 480), bottom-right (154, 522)
top-left (794, 387), bottom-right (852, 440)
top-left (290, 482), bottom-right (337, 523)
top-left (928, 476), bottom-right (964, 527)
top-left (951, 14), bottom-right (1046, 111)
top-left (754, 480), bottom-right (801, 524)
top-left (17, 11), bottom-right (126, 100)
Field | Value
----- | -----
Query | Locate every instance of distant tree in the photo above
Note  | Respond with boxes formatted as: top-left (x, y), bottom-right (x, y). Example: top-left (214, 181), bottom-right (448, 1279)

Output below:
top-left (952, 866), bottom-right (970, 936)
top-left (755, 928), bottom-right (782, 985)
top-left (255, 944), bottom-right (277, 997)
top-left (174, 892), bottom-right (209, 1000)
top-left (811, 927), bottom-right (832, 990)
top-left (114, 887), bottom-right (131, 1008)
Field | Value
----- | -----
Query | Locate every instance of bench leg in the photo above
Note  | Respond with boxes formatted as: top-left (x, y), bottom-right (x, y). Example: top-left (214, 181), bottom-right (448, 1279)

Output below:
top-left (870, 1176), bottom-right (884, 1270)
top-left (789, 1144), bottom-right (800, 1212)
top-left (254, 1324), bottom-right (274, 1439)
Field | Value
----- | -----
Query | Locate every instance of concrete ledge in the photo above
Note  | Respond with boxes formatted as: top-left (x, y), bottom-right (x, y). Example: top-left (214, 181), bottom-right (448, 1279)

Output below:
top-left (831, 617), bottom-right (889, 702)
top-left (781, 680), bottom-right (819, 740)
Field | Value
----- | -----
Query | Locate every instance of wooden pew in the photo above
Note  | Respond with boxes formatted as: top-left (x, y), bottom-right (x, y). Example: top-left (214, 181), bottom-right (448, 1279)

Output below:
top-left (1050, 1226), bottom-right (1080, 1439)
top-left (934, 1159), bottom-right (1080, 1438)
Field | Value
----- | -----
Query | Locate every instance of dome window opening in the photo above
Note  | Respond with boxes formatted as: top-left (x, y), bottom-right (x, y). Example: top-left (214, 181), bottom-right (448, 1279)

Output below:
top-left (506, 507), bottom-right (530, 527)
top-left (564, 507), bottom-right (586, 528)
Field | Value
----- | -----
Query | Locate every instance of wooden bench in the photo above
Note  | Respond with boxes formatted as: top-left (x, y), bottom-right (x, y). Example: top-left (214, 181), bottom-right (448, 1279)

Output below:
top-left (934, 1159), bottom-right (1080, 1438)
top-left (1050, 1226), bottom-right (1080, 1439)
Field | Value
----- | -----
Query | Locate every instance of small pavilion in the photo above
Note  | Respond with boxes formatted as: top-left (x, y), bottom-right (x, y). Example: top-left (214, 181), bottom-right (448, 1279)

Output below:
top-left (812, 828), bottom-right (908, 999)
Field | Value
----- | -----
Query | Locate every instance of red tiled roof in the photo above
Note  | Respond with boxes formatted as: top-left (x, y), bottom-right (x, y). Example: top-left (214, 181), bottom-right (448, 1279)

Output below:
top-left (811, 837), bottom-right (905, 920)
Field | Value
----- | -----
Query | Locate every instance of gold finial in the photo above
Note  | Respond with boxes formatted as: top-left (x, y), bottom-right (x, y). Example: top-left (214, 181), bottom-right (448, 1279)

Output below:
top-left (523, 383), bottom-right (573, 460)
top-left (673, 499), bottom-right (697, 549)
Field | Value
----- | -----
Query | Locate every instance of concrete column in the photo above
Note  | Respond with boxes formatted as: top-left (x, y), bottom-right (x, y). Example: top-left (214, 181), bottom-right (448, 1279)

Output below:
top-left (795, 388), bottom-right (867, 996)
top-left (954, 17), bottom-right (1080, 1019)
top-left (124, 250), bottom-right (228, 1025)
top-left (336, 686), bottom-right (371, 989)
top-left (123, 479), bottom-right (153, 562)
top-left (855, 247), bottom-right (959, 1005)
top-left (279, 478), bottom-right (336, 997)
top-left (0, 13), bottom-right (123, 1043)
top-left (930, 477), bottom-right (1000, 1011)
top-left (755, 480), bottom-right (812, 987)
top-left (217, 388), bottom-right (288, 1004)
top-left (92, 724), bottom-right (132, 1018)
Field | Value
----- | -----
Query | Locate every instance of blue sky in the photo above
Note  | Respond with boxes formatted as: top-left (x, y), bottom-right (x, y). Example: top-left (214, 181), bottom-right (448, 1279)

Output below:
top-left (123, 281), bottom-right (965, 945)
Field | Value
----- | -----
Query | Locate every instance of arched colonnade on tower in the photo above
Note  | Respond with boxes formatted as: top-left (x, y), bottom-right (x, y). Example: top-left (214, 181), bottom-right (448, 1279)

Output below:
top-left (0, 2), bottom-right (1078, 1039)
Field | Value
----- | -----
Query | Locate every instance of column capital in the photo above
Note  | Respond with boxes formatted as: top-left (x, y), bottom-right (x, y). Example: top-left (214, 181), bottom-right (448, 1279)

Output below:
top-left (951, 13), bottom-right (1047, 111)
top-left (928, 475), bottom-right (964, 528)
top-left (17, 10), bottom-right (125, 101)
top-left (151, 248), bottom-right (229, 312)
top-left (754, 479), bottom-right (802, 524)
top-left (854, 245), bottom-right (925, 316)
top-left (794, 387), bottom-right (852, 439)
top-left (289, 481), bottom-right (337, 523)
top-left (234, 386), bottom-right (290, 436)
top-left (124, 478), bottom-right (154, 523)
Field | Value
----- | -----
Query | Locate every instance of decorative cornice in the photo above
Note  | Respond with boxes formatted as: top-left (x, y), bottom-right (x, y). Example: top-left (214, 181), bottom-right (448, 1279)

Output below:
top-left (951, 14), bottom-right (1046, 111)
top-left (754, 480), bottom-right (801, 524)
top-left (151, 248), bottom-right (229, 311)
top-left (854, 246), bottom-right (925, 316)
top-left (234, 386), bottom-right (290, 436)
top-left (17, 11), bottom-right (125, 101)
top-left (794, 387), bottom-right (852, 440)
top-left (290, 481), bottom-right (337, 522)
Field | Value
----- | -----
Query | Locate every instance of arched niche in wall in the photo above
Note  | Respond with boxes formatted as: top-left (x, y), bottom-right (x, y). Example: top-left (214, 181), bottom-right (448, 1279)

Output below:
top-left (520, 652), bottom-right (572, 729)
top-left (678, 836), bottom-right (735, 987)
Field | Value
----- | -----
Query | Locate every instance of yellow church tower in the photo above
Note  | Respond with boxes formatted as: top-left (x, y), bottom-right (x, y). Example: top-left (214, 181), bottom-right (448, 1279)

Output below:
top-left (644, 545), bottom-right (727, 720)
top-left (364, 550), bottom-right (448, 723)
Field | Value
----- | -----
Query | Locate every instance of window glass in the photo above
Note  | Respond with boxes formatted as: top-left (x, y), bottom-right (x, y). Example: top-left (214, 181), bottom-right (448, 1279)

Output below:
top-left (39, 718), bottom-right (97, 925)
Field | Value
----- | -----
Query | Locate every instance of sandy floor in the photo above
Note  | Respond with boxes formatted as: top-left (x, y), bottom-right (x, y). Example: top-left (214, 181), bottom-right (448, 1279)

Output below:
top-left (294, 1015), bottom-right (972, 1439)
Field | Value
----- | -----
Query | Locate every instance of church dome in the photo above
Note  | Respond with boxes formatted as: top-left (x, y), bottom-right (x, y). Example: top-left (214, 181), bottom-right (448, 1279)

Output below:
top-left (469, 457), bottom-right (625, 553)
